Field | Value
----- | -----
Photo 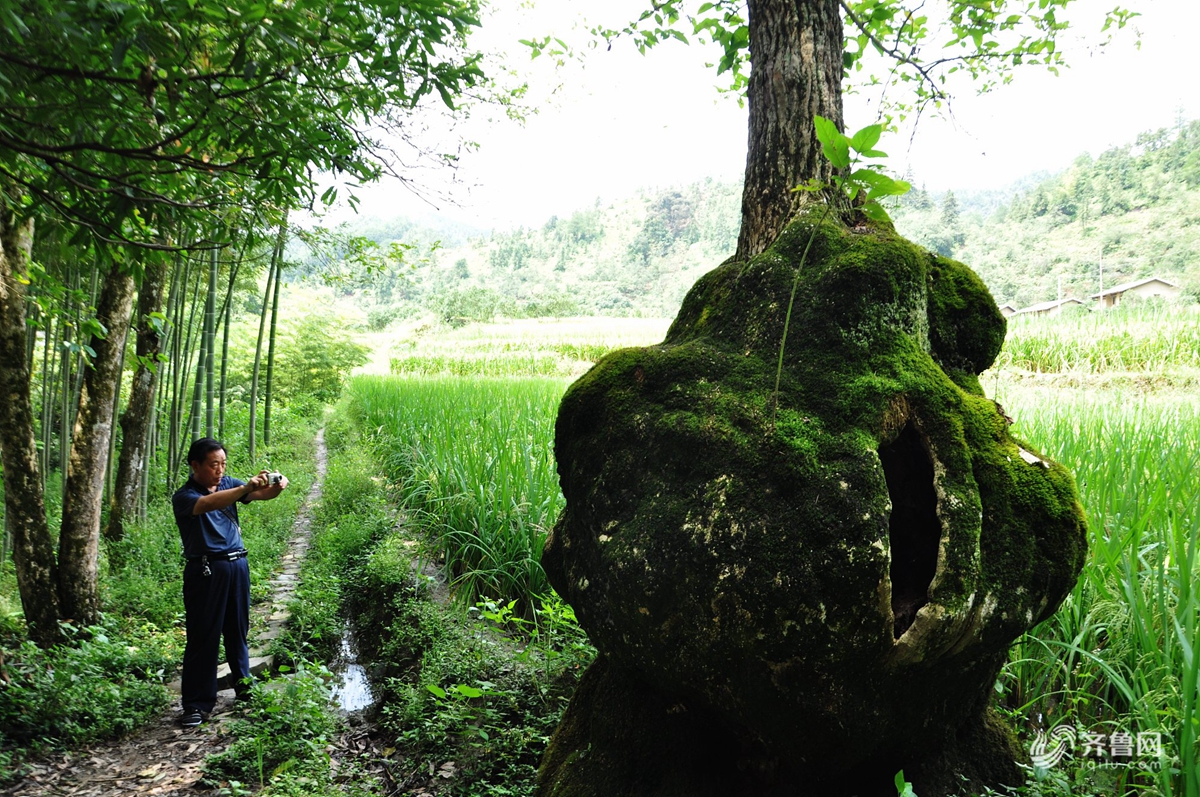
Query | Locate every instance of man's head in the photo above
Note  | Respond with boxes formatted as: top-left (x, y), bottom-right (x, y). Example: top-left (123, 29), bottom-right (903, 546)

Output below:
top-left (187, 438), bottom-right (227, 489)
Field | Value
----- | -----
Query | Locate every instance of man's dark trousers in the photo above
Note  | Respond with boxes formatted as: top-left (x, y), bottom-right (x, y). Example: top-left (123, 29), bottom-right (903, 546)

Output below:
top-left (181, 556), bottom-right (251, 714)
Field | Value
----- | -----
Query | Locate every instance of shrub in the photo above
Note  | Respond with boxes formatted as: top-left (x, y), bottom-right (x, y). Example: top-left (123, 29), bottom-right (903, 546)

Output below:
top-left (431, 286), bottom-right (508, 327)
top-left (0, 618), bottom-right (175, 782)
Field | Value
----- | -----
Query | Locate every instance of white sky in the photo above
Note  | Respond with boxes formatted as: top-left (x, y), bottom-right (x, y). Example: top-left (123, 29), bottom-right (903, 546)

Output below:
top-left (338, 0), bottom-right (1200, 231)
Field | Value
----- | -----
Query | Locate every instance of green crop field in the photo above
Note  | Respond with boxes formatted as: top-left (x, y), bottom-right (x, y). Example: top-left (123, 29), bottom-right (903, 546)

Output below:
top-left (341, 304), bottom-right (1200, 795)
top-left (996, 303), bottom-right (1200, 376)
top-left (345, 375), bottom-right (568, 610)
top-left (381, 316), bottom-right (672, 378)
top-left (997, 386), bottom-right (1200, 794)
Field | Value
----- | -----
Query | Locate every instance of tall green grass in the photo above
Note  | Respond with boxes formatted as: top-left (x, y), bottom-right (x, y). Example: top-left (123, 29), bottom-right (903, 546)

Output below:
top-left (344, 376), bottom-right (566, 610)
top-left (998, 386), bottom-right (1200, 795)
top-left (390, 352), bottom-right (591, 378)
top-left (996, 304), bottom-right (1200, 374)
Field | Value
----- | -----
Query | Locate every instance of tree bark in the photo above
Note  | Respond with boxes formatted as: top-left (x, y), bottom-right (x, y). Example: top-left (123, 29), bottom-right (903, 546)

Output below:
top-left (736, 0), bottom-right (844, 261)
top-left (0, 203), bottom-right (62, 647)
top-left (57, 260), bottom-right (136, 627)
top-left (106, 256), bottom-right (168, 542)
top-left (188, 263), bottom-right (210, 443)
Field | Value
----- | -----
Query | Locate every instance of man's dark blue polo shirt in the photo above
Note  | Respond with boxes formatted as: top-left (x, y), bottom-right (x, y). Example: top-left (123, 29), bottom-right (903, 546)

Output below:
top-left (173, 475), bottom-right (248, 557)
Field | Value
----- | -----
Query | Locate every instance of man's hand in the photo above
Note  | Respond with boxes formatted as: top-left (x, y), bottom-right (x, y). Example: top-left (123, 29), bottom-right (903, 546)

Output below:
top-left (246, 471), bottom-right (271, 492)
top-left (245, 470), bottom-right (287, 502)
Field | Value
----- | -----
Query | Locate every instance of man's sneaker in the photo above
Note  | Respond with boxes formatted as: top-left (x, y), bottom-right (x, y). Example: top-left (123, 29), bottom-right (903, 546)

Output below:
top-left (180, 710), bottom-right (203, 728)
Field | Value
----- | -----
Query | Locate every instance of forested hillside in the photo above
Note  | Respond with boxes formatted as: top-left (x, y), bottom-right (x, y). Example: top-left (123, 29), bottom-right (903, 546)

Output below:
top-left (302, 120), bottom-right (1200, 320)
top-left (893, 118), bottom-right (1200, 309)
top-left (298, 180), bottom-right (742, 321)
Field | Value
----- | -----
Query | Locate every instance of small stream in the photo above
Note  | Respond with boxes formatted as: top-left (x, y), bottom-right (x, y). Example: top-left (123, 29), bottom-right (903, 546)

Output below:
top-left (329, 620), bottom-right (376, 712)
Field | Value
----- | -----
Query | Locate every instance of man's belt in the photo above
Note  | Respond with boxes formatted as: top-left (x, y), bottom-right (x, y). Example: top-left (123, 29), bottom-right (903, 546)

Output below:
top-left (193, 549), bottom-right (248, 577)
top-left (188, 548), bottom-right (248, 561)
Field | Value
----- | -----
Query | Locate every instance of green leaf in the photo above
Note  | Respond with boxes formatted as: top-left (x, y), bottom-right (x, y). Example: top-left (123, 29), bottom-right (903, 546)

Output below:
top-left (813, 114), bottom-right (839, 148)
top-left (425, 684), bottom-right (447, 699)
top-left (893, 769), bottom-right (917, 797)
top-left (455, 684), bottom-right (484, 699)
top-left (814, 116), bottom-right (852, 169)
top-left (823, 137), bottom-right (851, 169)
top-left (860, 201), bottom-right (892, 224)
top-left (849, 124), bottom-right (882, 153)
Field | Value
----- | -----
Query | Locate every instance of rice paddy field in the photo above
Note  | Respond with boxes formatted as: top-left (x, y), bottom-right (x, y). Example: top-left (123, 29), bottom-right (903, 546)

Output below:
top-left (378, 316), bottom-right (672, 378)
top-left (343, 306), bottom-right (1200, 796)
top-left (344, 375), bottom-right (568, 609)
top-left (996, 303), bottom-right (1200, 376)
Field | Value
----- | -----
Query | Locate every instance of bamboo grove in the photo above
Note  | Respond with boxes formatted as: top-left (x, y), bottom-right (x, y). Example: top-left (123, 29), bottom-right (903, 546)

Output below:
top-left (3, 217), bottom-right (288, 632)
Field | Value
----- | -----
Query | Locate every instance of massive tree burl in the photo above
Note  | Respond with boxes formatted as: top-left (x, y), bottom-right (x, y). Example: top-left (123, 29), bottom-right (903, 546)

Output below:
top-left (538, 213), bottom-right (1087, 797)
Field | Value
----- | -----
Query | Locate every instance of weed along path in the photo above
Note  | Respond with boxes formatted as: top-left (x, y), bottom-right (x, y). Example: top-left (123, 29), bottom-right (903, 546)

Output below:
top-left (0, 430), bottom-right (329, 797)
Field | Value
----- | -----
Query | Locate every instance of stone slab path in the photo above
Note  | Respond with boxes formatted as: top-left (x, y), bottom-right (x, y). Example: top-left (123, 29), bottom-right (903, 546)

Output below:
top-left (1, 429), bottom-right (328, 797)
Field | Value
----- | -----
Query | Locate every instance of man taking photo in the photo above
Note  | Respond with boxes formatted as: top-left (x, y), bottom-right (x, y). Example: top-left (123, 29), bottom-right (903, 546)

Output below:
top-left (172, 437), bottom-right (288, 727)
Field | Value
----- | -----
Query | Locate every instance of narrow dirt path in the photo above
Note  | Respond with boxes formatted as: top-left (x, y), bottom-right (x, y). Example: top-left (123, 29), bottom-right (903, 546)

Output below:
top-left (1, 430), bottom-right (329, 797)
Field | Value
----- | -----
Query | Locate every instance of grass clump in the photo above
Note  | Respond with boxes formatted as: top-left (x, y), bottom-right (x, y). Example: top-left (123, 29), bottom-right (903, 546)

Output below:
top-left (994, 386), bottom-right (1200, 796)
top-left (357, 538), bottom-right (594, 796)
top-left (200, 665), bottom-right (341, 794)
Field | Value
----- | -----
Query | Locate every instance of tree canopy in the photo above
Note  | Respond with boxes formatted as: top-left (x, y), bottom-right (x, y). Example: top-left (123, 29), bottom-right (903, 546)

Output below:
top-left (0, 0), bottom-right (486, 245)
top-left (595, 0), bottom-right (1136, 115)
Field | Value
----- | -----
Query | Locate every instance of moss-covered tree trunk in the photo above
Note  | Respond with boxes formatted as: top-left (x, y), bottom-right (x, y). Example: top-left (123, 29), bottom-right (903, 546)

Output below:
top-left (0, 203), bottom-right (62, 648)
top-left (107, 256), bottom-right (169, 542)
top-left (539, 214), bottom-right (1086, 797)
top-left (58, 260), bottom-right (137, 626)
top-left (735, 0), bottom-right (844, 261)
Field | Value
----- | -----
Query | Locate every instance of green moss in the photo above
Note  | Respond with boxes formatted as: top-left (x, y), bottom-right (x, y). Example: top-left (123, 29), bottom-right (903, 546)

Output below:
top-left (541, 213), bottom-right (1087, 796)
top-left (926, 253), bottom-right (1007, 375)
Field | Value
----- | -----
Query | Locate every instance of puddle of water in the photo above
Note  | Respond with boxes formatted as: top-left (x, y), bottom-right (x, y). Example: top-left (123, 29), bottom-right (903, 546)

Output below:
top-left (330, 621), bottom-right (376, 712)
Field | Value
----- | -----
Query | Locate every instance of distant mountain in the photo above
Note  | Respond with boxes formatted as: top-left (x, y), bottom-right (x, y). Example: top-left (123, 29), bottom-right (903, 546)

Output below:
top-left (305, 179), bottom-right (742, 320)
top-left (305, 120), bottom-right (1200, 321)
top-left (891, 120), bottom-right (1200, 308)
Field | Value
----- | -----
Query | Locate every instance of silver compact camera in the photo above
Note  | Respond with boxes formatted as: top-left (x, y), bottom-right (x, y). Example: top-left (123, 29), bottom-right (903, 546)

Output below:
top-left (268, 471), bottom-right (283, 486)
